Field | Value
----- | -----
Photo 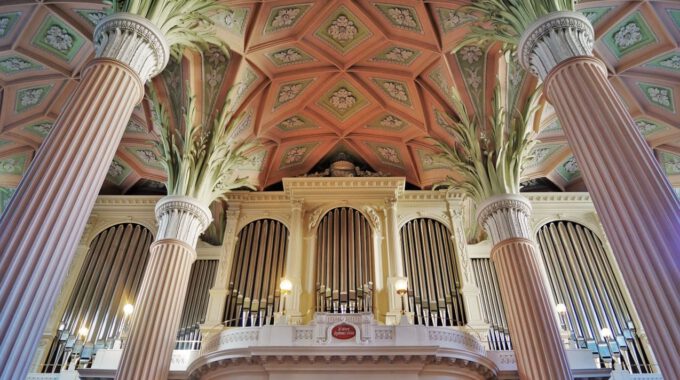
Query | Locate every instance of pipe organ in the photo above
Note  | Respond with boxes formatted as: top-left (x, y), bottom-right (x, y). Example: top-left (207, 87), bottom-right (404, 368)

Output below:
top-left (471, 258), bottom-right (512, 350)
top-left (176, 260), bottom-right (217, 350)
top-left (536, 221), bottom-right (652, 372)
top-left (400, 218), bottom-right (466, 326)
top-left (315, 207), bottom-right (374, 314)
top-left (42, 223), bottom-right (153, 372)
top-left (223, 219), bottom-right (288, 327)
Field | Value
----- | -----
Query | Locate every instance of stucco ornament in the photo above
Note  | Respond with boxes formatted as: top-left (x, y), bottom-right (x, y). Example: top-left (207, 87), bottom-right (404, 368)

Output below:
top-left (274, 48), bottom-right (302, 63)
top-left (44, 25), bottom-right (74, 52)
top-left (387, 8), bottom-right (417, 28)
top-left (384, 47), bottom-right (413, 62)
top-left (271, 8), bottom-right (300, 28)
top-left (19, 88), bottom-right (45, 107)
top-left (635, 121), bottom-right (656, 134)
top-left (278, 83), bottom-right (304, 103)
top-left (659, 55), bottom-right (680, 70)
top-left (614, 22), bottom-right (641, 48)
top-left (0, 57), bottom-right (32, 72)
top-left (328, 15), bottom-right (357, 41)
top-left (377, 146), bottom-right (400, 164)
top-left (647, 87), bottom-right (671, 107)
top-left (279, 116), bottom-right (305, 129)
top-left (460, 46), bottom-right (482, 63)
top-left (381, 81), bottom-right (408, 102)
top-left (563, 157), bottom-right (579, 173)
top-left (380, 115), bottom-right (403, 129)
top-left (330, 88), bottom-right (356, 110)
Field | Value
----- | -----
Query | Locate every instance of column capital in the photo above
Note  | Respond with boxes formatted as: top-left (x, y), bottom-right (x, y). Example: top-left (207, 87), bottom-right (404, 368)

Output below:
top-left (155, 196), bottom-right (212, 247)
top-left (94, 12), bottom-right (170, 82)
top-left (476, 194), bottom-right (532, 244)
top-left (518, 11), bottom-right (594, 80)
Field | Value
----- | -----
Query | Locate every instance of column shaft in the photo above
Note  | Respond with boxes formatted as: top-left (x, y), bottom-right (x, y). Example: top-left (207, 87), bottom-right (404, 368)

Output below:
top-left (115, 239), bottom-right (195, 379)
top-left (546, 57), bottom-right (680, 377)
top-left (0, 60), bottom-right (142, 380)
top-left (492, 238), bottom-right (572, 380)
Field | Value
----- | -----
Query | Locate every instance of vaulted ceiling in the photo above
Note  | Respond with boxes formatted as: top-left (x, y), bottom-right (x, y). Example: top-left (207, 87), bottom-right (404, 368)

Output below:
top-left (1, 0), bottom-right (680, 199)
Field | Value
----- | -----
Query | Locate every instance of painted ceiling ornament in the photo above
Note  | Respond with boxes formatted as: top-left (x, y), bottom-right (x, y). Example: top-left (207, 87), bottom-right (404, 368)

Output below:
top-left (636, 120), bottom-right (657, 134)
top-left (19, 88), bottom-right (45, 107)
top-left (138, 149), bottom-right (159, 164)
top-left (44, 25), bottom-right (74, 52)
top-left (0, 16), bottom-right (10, 35)
top-left (271, 8), bottom-right (300, 28)
top-left (381, 81), bottom-right (408, 103)
top-left (206, 48), bottom-right (227, 88)
top-left (28, 122), bottom-right (52, 136)
top-left (284, 145), bottom-right (309, 165)
top-left (460, 46), bottom-right (482, 64)
top-left (465, 67), bottom-right (482, 90)
top-left (0, 158), bottom-right (20, 173)
top-left (384, 47), bottom-right (413, 62)
top-left (273, 48), bottom-right (303, 63)
top-left (377, 145), bottom-right (401, 164)
top-left (279, 116), bottom-right (305, 130)
top-left (440, 9), bottom-right (463, 30)
top-left (329, 87), bottom-right (356, 110)
top-left (0, 57), bottom-right (34, 72)
top-left (278, 83), bottom-right (304, 104)
top-left (81, 11), bottom-right (108, 26)
top-left (563, 156), bottom-right (579, 174)
top-left (647, 87), bottom-right (671, 107)
top-left (380, 115), bottom-right (404, 129)
top-left (614, 22), bottom-right (642, 49)
top-left (224, 10), bottom-right (236, 29)
top-left (328, 15), bottom-right (357, 41)
top-left (530, 147), bottom-right (553, 165)
top-left (386, 7), bottom-right (417, 29)
top-left (108, 159), bottom-right (125, 178)
top-left (660, 55), bottom-right (680, 70)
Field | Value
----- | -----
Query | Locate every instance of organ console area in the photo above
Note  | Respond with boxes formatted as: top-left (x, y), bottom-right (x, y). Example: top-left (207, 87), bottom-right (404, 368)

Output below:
top-left (35, 177), bottom-right (657, 379)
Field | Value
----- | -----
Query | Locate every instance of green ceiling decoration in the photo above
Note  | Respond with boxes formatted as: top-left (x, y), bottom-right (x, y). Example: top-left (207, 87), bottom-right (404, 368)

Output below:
top-left (579, 7), bottom-right (613, 25)
top-left (276, 115), bottom-right (316, 131)
top-left (280, 142), bottom-right (318, 169)
top-left (15, 85), bottom-right (52, 113)
top-left (128, 147), bottom-right (164, 169)
top-left (635, 119), bottom-right (666, 136)
top-left (436, 8), bottom-right (469, 33)
top-left (455, 45), bottom-right (487, 114)
top-left (0, 153), bottom-right (27, 175)
top-left (222, 8), bottom-right (249, 36)
top-left (659, 151), bottom-right (680, 175)
top-left (0, 187), bottom-right (15, 214)
top-left (366, 113), bottom-right (408, 131)
top-left (241, 150), bottom-right (267, 171)
top-left (374, 3), bottom-right (422, 33)
top-left (318, 80), bottom-right (369, 121)
top-left (556, 155), bottom-right (581, 182)
top-left (264, 4), bottom-right (311, 33)
top-left (32, 16), bottom-right (85, 62)
top-left (106, 158), bottom-right (132, 185)
top-left (126, 120), bottom-right (147, 134)
top-left (315, 6), bottom-right (371, 54)
top-left (24, 121), bottom-right (53, 137)
top-left (526, 144), bottom-right (561, 168)
top-left (373, 78), bottom-right (412, 107)
top-left (267, 47), bottom-right (314, 67)
top-left (0, 12), bottom-right (21, 38)
top-left (229, 109), bottom-right (253, 139)
top-left (645, 52), bottom-right (680, 72)
top-left (203, 47), bottom-right (229, 112)
top-left (0, 56), bottom-right (42, 74)
top-left (638, 82), bottom-right (675, 112)
top-left (75, 9), bottom-right (111, 26)
top-left (274, 78), bottom-right (314, 109)
top-left (371, 46), bottom-right (420, 66)
top-left (428, 66), bottom-right (449, 96)
top-left (668, 9), bottom-right (680, 31)
top-left (418, 149), bottom-right (447, 171)
top-left (603, 12), bottom-right (656, 59)
top-left (434, 108), bottom-right (457, 137)
top-left (366, 142), bottom-right (404, 168)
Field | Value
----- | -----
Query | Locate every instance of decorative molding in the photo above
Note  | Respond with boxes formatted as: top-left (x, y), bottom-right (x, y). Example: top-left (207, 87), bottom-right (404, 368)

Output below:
top-left (476, 194), bottom-right (533, 244)
top-left (155, 195), bottom-right (212, 246)
top-left (93, 13), bottom-right (170, 81)
top-left (518, 11), bottom-right (594, 79)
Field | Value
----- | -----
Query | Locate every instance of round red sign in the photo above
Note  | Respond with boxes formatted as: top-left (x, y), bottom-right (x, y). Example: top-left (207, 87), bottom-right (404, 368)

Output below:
top-left (331, 324), bottom-right (356, 340)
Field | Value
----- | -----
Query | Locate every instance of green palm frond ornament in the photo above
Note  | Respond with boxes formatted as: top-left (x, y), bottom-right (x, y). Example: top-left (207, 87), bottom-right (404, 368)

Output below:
top-left (434, 84), bottom-right (540, 204)
top-left (152, 87), bottom-right (257, 207)
top-left (456, 0), bottom-right (575, 50)
top-left (109, 0), bottom-right (227, 58)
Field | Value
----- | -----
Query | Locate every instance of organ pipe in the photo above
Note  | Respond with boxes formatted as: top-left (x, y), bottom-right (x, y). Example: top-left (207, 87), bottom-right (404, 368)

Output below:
top-left (537, 221), bottom-right (652, 373)
top-left (223, 219), bottom-right (288, 327)
top-left (400, 218), bottom-right (466, 327)
top-left (315, 208), bottom-right (374, 314)
top-left (176, 260), bottom-right (217, 350)
top-left (42, 223), bottom-right (153, 372)
top-left (471, 258), bottom-right (512, 350)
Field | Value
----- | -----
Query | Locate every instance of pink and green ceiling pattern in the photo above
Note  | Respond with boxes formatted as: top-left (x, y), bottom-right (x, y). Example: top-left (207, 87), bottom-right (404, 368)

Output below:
top-left (0, 0), bottom-right (679, 193)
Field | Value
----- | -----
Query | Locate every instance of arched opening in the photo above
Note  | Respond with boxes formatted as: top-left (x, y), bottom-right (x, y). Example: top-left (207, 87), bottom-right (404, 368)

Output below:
top-left (315, 207), bottom-right (374, 314)
top-left (223, 219), bottom-right (288, 327)
top-left (537, 221), bottom-right (652, 372)
top-left (400, 218), bottom-right (466, 326)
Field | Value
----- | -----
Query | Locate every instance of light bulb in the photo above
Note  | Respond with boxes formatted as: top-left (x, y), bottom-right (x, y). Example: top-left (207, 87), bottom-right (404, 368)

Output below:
top-left (123, 303), bottom-right (134, 316)
top-left (555, 303), bottom-right (567, 314)
top-left (395, 278), bottom-right (408, 293)
top-left (600, 327), bottom-right (613, 340)
top-left (78, 326), bottom-right (89, 337)
top-left (280, 278), bottom-right (293, 292)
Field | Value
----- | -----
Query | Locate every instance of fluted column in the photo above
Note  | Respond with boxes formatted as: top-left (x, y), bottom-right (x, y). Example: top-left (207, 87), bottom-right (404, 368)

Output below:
top-left (0, 14), bottom-right (168, 380)
top-left (116, 196), bottom-right (211, 380)
top-left (520, 12), bottom-right (680, 377)
top-left (477, 194), bottom-right (571, 380)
